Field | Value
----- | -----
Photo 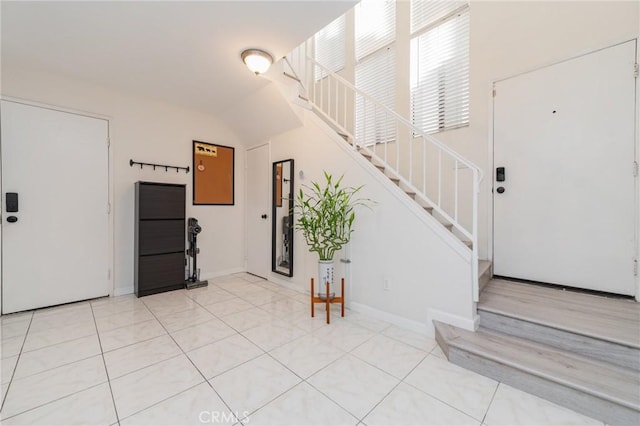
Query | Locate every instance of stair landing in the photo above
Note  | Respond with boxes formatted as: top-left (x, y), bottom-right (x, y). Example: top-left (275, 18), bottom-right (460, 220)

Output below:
top-left (480, 279), bottom-right (640, 348)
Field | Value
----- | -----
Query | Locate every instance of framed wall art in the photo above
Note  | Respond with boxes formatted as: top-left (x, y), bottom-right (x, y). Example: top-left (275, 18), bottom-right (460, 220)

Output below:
top-left (192, 140), bottom-right (234, 205)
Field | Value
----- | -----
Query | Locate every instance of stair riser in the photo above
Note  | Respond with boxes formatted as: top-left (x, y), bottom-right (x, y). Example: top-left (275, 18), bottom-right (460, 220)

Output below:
top-left (479, 310), bottom-right (640, 371)
top-left (479, 267), bottom-right (492, 293)
top-left (449, 347), bottom-right (640, 426)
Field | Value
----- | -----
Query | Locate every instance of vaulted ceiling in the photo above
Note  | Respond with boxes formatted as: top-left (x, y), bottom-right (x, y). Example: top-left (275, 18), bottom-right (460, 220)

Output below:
top-left (1, 1), bottom-right (356, 116)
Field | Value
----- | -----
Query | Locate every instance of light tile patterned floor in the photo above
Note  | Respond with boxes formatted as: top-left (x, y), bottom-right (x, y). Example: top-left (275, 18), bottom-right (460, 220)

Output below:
top-left (0, 273), bottom-right (604, 425)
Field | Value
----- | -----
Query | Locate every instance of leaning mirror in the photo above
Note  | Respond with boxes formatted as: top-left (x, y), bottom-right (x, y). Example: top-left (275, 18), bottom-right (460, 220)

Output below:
top-left (272, 159), bottom-right (294, 277)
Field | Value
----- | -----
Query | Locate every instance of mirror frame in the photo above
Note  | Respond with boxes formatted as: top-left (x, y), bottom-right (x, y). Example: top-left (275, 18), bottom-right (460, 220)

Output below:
top-left (272, 159), bottom-right (294, 277)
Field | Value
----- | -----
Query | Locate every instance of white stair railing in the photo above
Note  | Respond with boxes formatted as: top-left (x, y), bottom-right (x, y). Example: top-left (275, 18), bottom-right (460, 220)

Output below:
top-left (284, 46), bottom-right (484, 302)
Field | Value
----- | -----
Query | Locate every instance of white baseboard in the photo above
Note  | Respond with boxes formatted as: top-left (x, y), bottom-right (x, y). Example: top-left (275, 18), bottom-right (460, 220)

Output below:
top-left (350, 301), bottom-right (431, 337)
top-left (114, 286), bottom-right (133, 297)
top-left (111, 267), bottom-right (245, 298)
top-left (427, 308), bottom-right (477, 335)
top-left (202, 267), bottom-right (245, 281)
top-left (267, 274), bottom-right (310, 294)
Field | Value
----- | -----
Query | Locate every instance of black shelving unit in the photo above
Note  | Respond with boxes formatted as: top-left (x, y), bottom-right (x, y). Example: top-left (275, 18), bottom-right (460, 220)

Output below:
top-left (135, 181), bottom-right (186, 297)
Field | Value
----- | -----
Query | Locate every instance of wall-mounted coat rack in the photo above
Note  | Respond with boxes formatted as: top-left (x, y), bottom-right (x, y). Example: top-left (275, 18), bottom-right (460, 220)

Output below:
top-left (130, 159), bottom-right (190, 174)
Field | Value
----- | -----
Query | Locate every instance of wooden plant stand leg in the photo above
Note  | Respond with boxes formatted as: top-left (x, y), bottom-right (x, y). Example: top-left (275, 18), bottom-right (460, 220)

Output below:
top-left (310, 277), bottom-right (346, 324)
top-left (310, 278), bottom-right (315, 318)
top-left (326, 281), bottom-right (331, 324)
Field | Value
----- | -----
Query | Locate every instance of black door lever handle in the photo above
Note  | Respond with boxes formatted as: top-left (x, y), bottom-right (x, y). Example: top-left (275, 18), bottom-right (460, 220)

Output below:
top-left (7, 216), bottom-right (18, 223)
top-left (261, 214), bottom-right (268, 219)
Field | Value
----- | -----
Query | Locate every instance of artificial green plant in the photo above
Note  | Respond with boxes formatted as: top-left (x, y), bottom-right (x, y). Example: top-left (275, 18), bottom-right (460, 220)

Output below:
top-left (295, 171), bottom-right (373, 261)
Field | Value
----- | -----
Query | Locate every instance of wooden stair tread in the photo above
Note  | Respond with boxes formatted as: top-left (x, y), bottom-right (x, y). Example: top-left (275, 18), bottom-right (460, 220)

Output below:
top-left (439, 221), bottom-right (453, 230)
top-left (484, 279), bottom-right (640, 318)
top-left (479, 280), bottom-right (640, 348)
top-left (436, 321), bottom-right (640, 411)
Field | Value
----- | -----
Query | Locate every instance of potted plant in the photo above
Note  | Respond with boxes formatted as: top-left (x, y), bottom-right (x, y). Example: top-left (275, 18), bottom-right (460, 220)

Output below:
top-left (295, 171), bottom-right (373, 299)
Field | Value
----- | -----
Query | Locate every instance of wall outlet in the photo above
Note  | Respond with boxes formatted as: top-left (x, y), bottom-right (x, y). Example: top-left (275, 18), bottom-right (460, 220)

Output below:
top-left (383, 279), bottom-right (390, 291)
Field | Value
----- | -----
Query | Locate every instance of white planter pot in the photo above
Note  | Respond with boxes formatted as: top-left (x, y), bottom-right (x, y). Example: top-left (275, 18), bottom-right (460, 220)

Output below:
top-left (317, 260), bottom-right (335, 300)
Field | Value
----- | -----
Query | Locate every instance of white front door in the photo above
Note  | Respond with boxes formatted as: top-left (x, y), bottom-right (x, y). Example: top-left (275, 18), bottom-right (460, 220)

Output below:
top-left (1, 100), bottom-right (110, 313)
top-left (493, 40), bottom-right (637, 295)
top-left (246, 144), bottom-right (270, 279)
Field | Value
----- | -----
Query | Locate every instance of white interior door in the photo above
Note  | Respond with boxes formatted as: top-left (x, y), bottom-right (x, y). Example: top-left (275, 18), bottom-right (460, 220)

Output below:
top-left (493, 41), bottom-right (637, 295)
top-left (246, 144), bottom-right (270, 279)
top-left (1, 100), bottom-right (110, 313)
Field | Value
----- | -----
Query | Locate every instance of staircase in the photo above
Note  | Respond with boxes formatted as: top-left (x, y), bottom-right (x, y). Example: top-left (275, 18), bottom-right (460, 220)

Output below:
top-left (435, 279), bottom-right (640, 425)
top-left (283, 45), bottom-right (485, 301)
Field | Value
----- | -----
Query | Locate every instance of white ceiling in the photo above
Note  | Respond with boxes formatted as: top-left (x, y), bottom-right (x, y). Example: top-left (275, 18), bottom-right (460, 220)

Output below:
top-left (1, 0), bottom-right (356, 115)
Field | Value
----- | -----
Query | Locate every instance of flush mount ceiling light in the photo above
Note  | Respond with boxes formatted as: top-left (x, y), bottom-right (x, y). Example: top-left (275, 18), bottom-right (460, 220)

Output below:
top-left (241, 48), bottom-right (274, 75)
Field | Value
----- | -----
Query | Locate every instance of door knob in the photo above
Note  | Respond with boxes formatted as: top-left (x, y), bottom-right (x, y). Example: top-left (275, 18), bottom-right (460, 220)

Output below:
top-left (261, 214), bottom-right (268, 219)
top-left (496, 187), bottom-right (505, 194)
top-left (7, 216), bottom-right (18, 223)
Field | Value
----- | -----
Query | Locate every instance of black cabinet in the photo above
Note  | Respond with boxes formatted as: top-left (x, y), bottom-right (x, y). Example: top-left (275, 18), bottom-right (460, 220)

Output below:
top-left (135, 182), bottom-right (186, 297)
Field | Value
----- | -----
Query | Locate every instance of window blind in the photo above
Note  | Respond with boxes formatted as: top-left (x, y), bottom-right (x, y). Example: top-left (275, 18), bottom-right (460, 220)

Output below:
top-left (355, 46), bottom-right (396, 145)
top-left (355, 0), bottom-right (396, 61)
top-left (410, 8), bottom-right (469, 134)
top-left (314, 15), bottom-right (346, 80)
top-left (411, 0), bottom-right (468, 34)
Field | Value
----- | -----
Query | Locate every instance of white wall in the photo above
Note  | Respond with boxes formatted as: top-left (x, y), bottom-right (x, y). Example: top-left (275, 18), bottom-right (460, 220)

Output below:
top-left (1, 64), bottom-right (246, 295)
top-left (438, 0), bottom-right (640, 258)
top-left (307, 0), bottom-right (639, 260)
top-left (269, 113), bottom-right (475, 335)
top-left (265, 0), bottom-right (639, 330)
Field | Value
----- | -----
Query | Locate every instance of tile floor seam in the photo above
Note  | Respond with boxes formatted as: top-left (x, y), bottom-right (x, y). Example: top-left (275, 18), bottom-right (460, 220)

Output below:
top-left (0, 311), bottom-right (34, 413)
top-left (20, 329), bottom-right (97, 354)
top-left (401, 363), bottom-right (492, 423)
top-left (239, 380), bottom-right (303, 423)
top-left (90, 302), bottom-right (122, 425)
top-left (99, 319), bottom-right (168, 354)
top-left (94, 312), bottom-right (155, 333)
top-left (202, 349), bottom-right (265, 381)
top-left (201, 303), bottom-right (256, 319)
top-left (11, 351), bottom-right (102, 383)
top-left (384, 331), bottom-right (436, 352)
top-left (355, 349), bottom-right (430, 424)
top-left (481, 380), bottom-right (502, 424)
top-left (180, 291), bottom-right (248, 331)
top-left (169, 329), bottom-right (238, 353)
top-left (115, 380), bottom-right (207, 423)
top-left (347, 346), bottom-right (425, 381)
top-left (91, 303), bottom-right (147, 318)
top-left (300, 364), bottom-right (365, 422)
top-left (108, 351), bottom-right (186, 381)
top-left (279, 347), bottom-right (361, 419)
top-left (0, 381), bottom-right (111, 423)
top-left (201, 380), bottom-right (247, 425)
top-left (238, 324), bottom-right (310, 353)
top-left (140, 294), bottom-right (244, 418)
